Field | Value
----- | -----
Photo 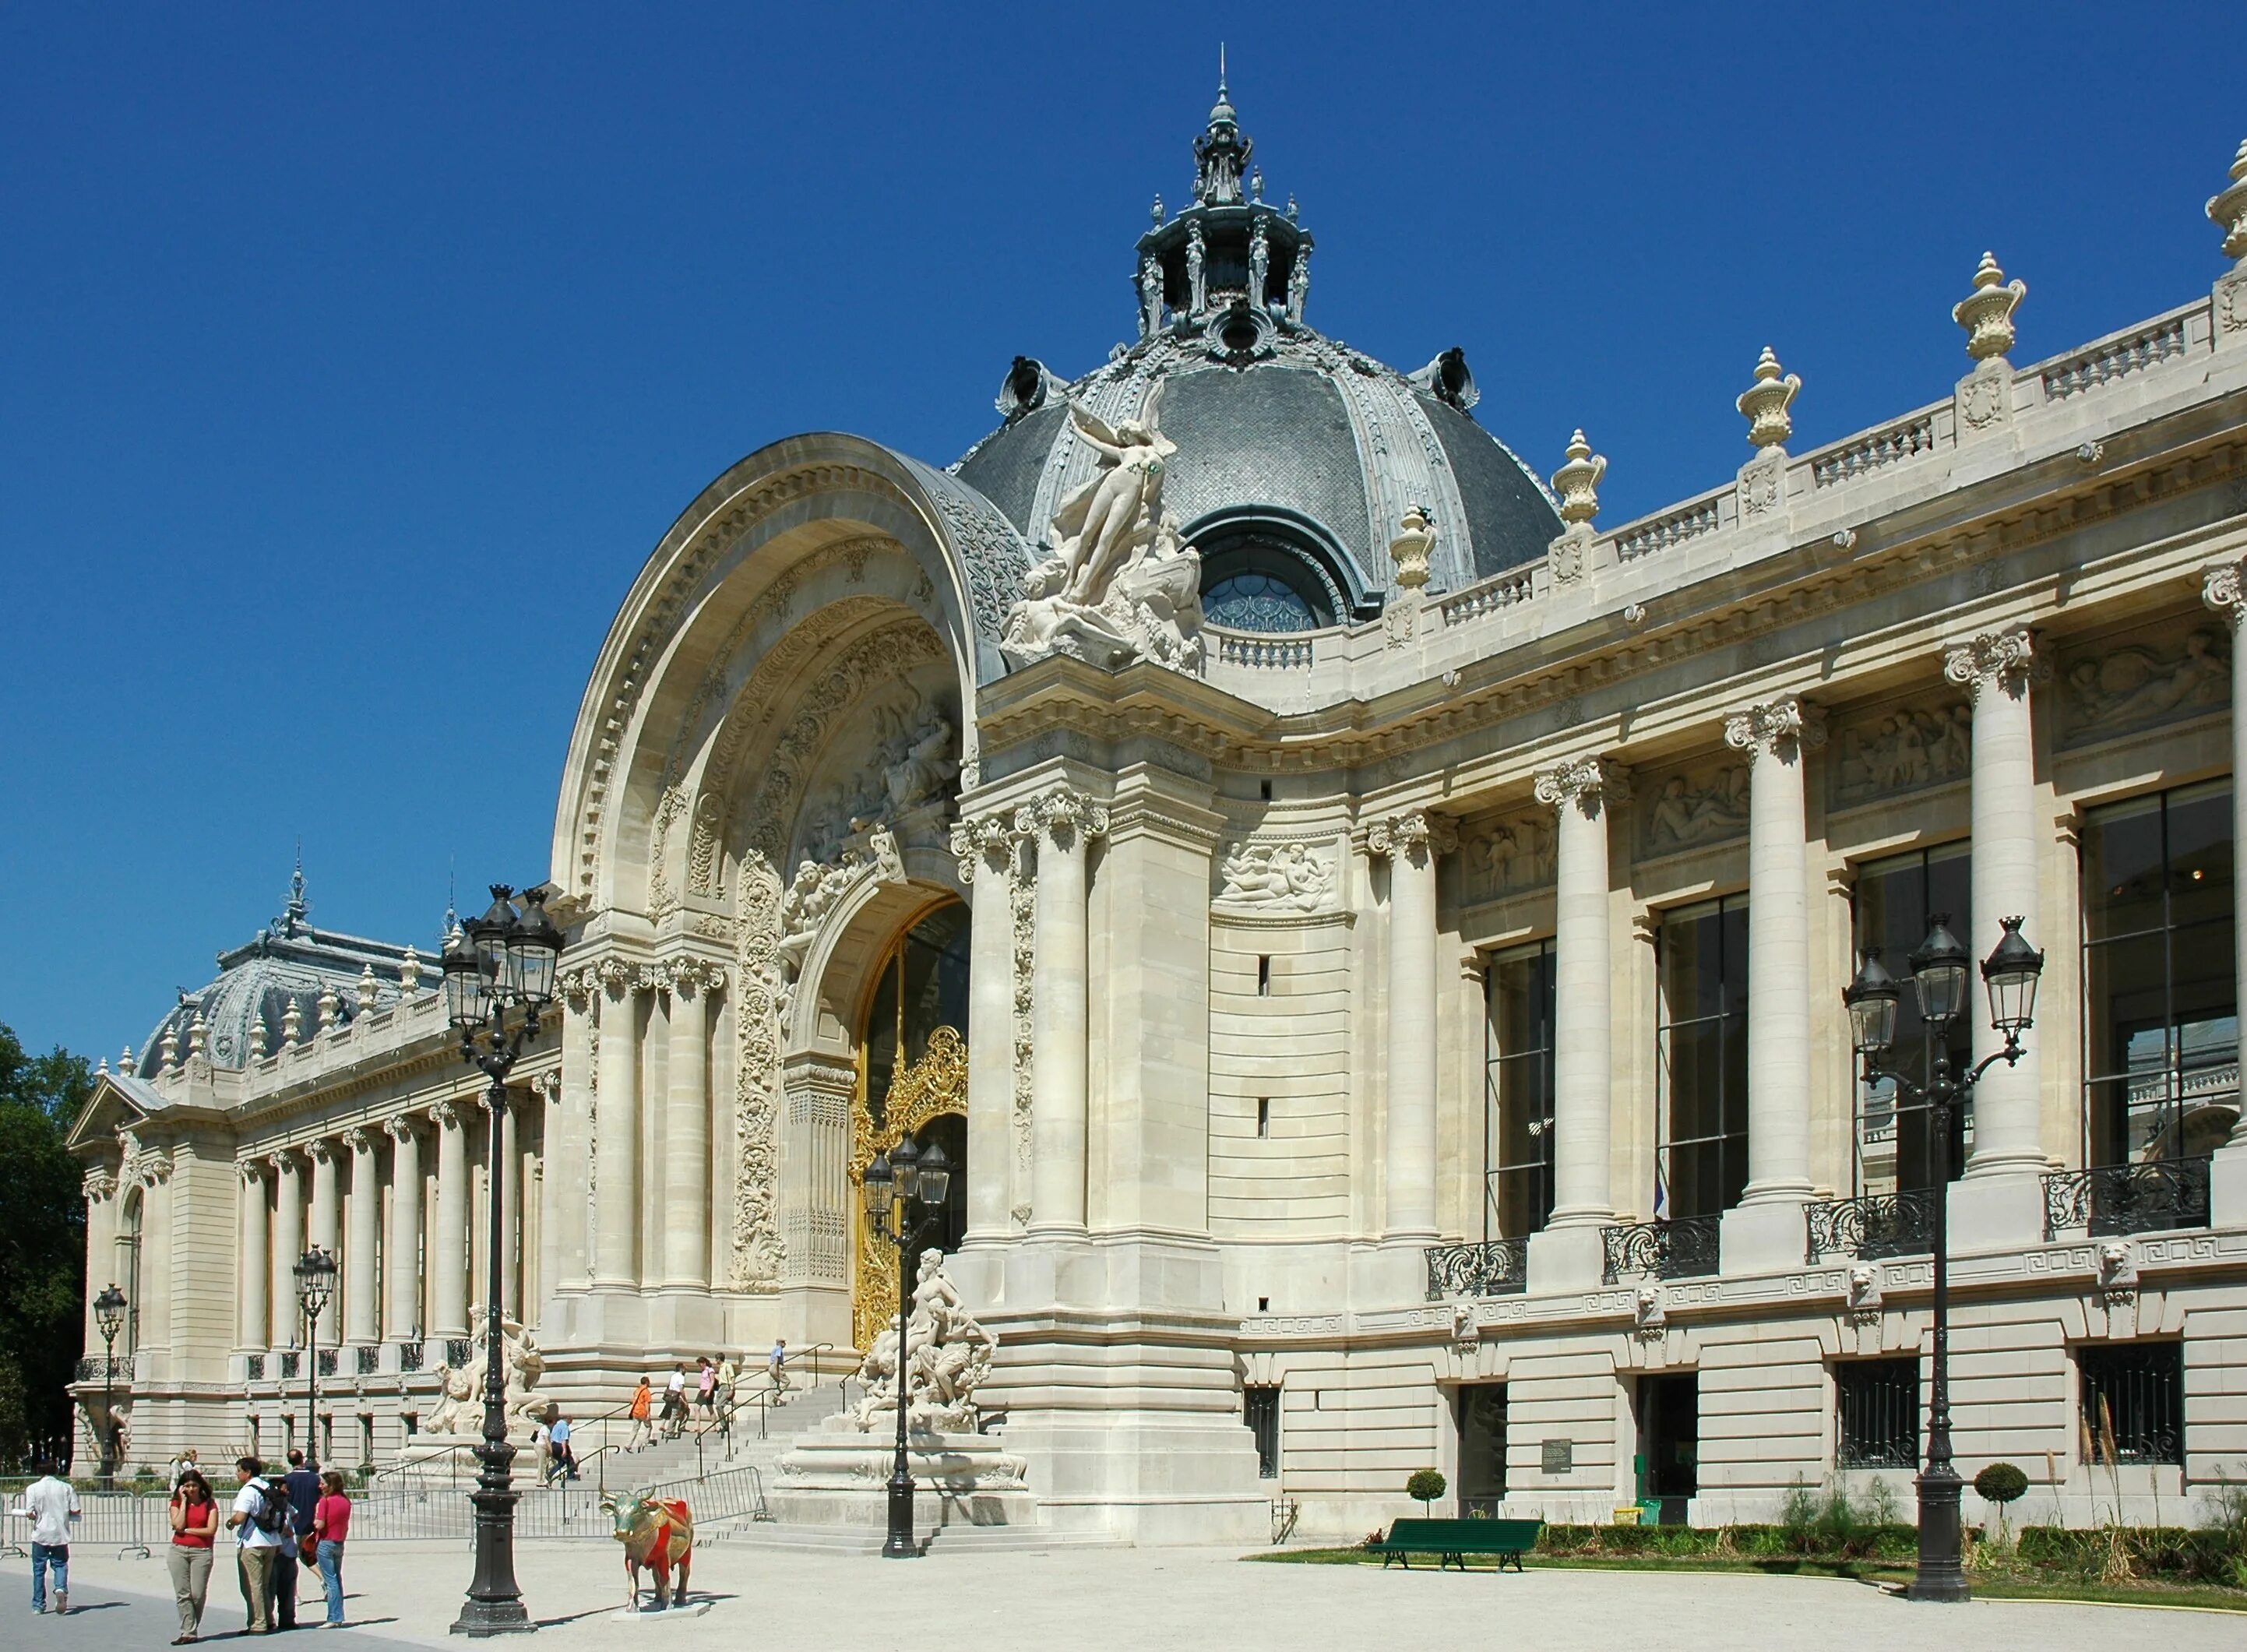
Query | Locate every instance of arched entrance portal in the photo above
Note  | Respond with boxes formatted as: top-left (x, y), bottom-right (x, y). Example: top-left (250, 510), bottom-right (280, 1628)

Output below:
top-left (849, 903), bottom-right (970, 1351)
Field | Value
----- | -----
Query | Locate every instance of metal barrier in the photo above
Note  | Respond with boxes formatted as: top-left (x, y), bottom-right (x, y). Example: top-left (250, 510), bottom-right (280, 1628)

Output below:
top-left (5, 1491), bottom-right (160, 1558)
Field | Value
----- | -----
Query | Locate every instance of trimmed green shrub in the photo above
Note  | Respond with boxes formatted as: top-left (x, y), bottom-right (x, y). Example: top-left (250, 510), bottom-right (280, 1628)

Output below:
top-left (1974, 1463), bottom-right (2029, 1505)
top-left (1404, 1469), bottom-right (1446, 1512)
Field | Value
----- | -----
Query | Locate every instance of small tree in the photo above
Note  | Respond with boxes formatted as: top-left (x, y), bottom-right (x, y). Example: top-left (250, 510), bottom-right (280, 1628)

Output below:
top-left (1975, 1462), bottom-right (2030, 1545)
top-left (1406, 1468), bottom-right (1447, 1514)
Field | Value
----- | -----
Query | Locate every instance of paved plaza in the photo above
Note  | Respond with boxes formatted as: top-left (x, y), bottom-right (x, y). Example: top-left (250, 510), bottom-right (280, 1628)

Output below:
top-left (19, 1541), bottom-right (2242, 1651)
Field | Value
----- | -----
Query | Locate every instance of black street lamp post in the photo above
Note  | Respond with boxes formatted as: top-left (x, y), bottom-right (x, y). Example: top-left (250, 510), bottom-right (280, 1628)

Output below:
top-left (294, 1247), bottom-right (337, 1468)
top-left (92, 1284), bottom-right (127, 1488)
top-left (858, 1134), bottom-right (953, 1560)
top-left (1845, 913), bottom-right (2044, 1604)
top-left (443, 885), bottom-right (560, 1637)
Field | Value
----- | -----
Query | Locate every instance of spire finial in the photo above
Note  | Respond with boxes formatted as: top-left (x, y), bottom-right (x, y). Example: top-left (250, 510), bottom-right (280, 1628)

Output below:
top-left (1194, 55), bottom-right (1252, 206)
top-left (1218, 41), bottom-right (1226, 97)
top-left (285, 840), bottom-right (308, 932)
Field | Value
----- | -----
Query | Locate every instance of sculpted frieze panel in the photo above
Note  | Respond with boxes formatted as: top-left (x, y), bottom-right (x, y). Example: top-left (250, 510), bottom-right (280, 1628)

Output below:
top-left (1638, 759), bottom-right (1749, 858)
top-left (1830, 696), bottom-right (1972, 809)
top-left (2059, 624), bottom-right (2230, 746)
top-left (1214, 840), bottom-right (1337, 913)
top-left (1461, 812), bottom-right (1555, 904)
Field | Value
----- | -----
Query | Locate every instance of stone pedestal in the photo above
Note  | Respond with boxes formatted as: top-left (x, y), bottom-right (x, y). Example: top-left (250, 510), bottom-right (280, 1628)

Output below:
top-left (2208, 1145), bottom-right (2247, 1229)
top-left (771, 1419), bottom-right (1035, 1530)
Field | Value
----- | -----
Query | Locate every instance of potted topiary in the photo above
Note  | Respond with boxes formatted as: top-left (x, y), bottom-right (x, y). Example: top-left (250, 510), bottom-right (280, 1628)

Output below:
top-left (1974, 1462), bottom-right (2029, 1547)
top-left (1405, 1468), bottom-right (1447, 1515)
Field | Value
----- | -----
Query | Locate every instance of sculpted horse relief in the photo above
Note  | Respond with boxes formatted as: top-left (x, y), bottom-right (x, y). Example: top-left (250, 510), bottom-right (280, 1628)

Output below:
top-left (603, 1492), bottom-right (694, 1611)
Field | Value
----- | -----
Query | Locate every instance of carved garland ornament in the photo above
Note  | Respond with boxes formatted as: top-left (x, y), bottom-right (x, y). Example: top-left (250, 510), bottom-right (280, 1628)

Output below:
top-left (731, 850), bottom-right (787, 1289)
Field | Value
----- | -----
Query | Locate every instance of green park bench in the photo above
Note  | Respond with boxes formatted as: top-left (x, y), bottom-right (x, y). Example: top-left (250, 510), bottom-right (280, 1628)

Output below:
top-left (1369, 1516), bottom-right (1543, 1572)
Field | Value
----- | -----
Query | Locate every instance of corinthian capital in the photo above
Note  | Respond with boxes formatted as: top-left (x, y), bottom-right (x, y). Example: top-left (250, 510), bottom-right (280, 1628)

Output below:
top-left (234, 1160), bottom-right (265, 1190)
top-left (1367, 808), bottom-right (1460, 861)
top-left (340, 1125), bottom-right (375, 1157)
top-left (1021, 785), bottom-right (1108, 848)
top-left (2203, 560), bottom-right (2247, 629)
top-left (382, 1114), bottom-right (421, 1147)
top-left (1722, 696), bottom-right (1826, 762)
top-left (949, 813), bottom-right (1016, 884)
top-left (428, 1098), bottom-right (463, 1132)
top-left (83, 1166), bottom-right (118, 1202)
top-left (1534, 756), bottom-right (1629, 814)
top-left (1941, 625), bottom-right (2042, 700)
top-left (301, 1136), bottom-right (337, 1166)
top-left (268, 1149), bottom-right (301, 1178)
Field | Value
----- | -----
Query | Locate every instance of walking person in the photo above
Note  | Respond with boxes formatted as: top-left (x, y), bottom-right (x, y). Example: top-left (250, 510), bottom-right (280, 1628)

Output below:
top-left (167, 1467), bottom-right (220, 1643)
top-left (769, 1337), bottom-right (790, 1402)
top-left (625, 1376), bottom-right (653, 1453)
top-left (530, 1414), bottom-right (551, 1481)
top-left (546, 1411), bottom-right (575, 1485)
top-left (662, 1363), bottom-right (688, 1439)
top-left (695, 1356), bottom-right (717, 1419)
top-left (275, 1449), bottom-right (319, 1632)
top-left (168, 1446), bottom-right (203, 1492)
top-left (311, 1471), bottom-right (351, 1627)
top-left (17, 1457), bottom-right (80, 1616)
top-left (227, 1457), bottom-right (284, 1634)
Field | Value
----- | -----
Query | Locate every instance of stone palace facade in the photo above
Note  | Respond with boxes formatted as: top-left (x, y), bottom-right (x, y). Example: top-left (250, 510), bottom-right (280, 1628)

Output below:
top-left (69, 93), bottom-right (2247, 1540)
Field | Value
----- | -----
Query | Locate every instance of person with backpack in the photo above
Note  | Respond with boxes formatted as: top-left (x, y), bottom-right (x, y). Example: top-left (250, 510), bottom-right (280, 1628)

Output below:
top-left (277, 1449), bottom-right (319, 1629)
top-left (227, 1457), bottom-right (285, 1633)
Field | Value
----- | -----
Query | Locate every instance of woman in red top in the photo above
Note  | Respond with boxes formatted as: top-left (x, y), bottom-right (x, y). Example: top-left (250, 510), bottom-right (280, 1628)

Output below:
top-left (166, 1467), bottom-right (219, 1643)
top-left (311, 1471), bottom-right (352, 1627)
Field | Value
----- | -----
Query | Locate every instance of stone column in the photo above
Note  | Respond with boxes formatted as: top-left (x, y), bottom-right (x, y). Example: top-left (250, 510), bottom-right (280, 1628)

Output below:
top-left (136, 1156), bottom-right (175, 1356)
top-left (305, 1138), bottom-right (340, 1342)
top-left (1941, 628), bottom-right (2052, 1245)
top-left (384, 1116), bottom-right (423, 1341)
top-left (1028, 785), bottom-right (1105, 1235)
top-left (551, 977), bottom-right (593, 1291)
top-left (494, 1098), bottom-right (520, 1319)
top-left (270, 1152), bottom-right (304, 1347)
top-left (593, 963), bottom-right (643, 1286)
top-left (2206, 565), bottom-right (2247, 1224)
top-left (1370, 808), bottom-right (1457, 1242)
top-left (431, 1101), bottom-right (469, 1338)
top-left (238, 1161), bottom-right (269, 1351)
top-left (660, 962), bottom-right (714, 1288)
top-left (1720, 696), bottom-right (1822, 1273)
top-left (82, 1169), bottom-right (118, 1354)
top-left (1529, 759), bottom-right (1623, 1287)
top-left (343, 1128), bottom-right (379, 1344)
top-left (953, 814), bottom-right (1020, 1242)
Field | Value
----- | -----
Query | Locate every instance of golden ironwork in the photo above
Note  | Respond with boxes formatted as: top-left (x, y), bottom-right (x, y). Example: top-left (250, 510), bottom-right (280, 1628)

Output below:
top-left (850, 1023), bottom-right (967, 1351)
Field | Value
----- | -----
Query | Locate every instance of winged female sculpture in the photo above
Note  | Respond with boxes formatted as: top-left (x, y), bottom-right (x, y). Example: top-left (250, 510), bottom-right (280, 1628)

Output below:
top-left (1000, 386), bottom-right (1205, 673)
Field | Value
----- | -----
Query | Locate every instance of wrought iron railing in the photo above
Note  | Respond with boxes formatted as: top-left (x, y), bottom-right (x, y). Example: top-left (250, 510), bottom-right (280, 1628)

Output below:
top-left (1601, 1215), bottom-right (1720, 1283)
top-left (2042, 1157), bottom-right (2210, 1241)
top-left (354, 1345), bottom-right (380, 1375)
top-left (316, 1348), bottom-right (339, 1377)
top-left (444, 1338), bottom-right (472, 1368)
top-left (398, 1340), bottom-right (422, 1372)
top-left (245, 1354), bottom-right (266, 1382)
top-left (73, 1356), bottom-right (132, 1383)
top-left (1803, 1189), bottom-right (1937, 1263)
top-left (1425, 1237), bottom-right (1530, 1301)
top-left (279, 1351), bottom-right (301, 1379)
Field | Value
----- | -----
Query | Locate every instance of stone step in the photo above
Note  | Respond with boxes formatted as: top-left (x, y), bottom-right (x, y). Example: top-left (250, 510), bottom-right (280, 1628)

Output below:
top-left (696, 1520), bottom-right (1124, 1554)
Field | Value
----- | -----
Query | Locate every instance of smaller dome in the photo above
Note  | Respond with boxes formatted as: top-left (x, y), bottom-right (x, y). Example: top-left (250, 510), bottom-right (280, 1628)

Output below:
top-left (136, 868), bottom-right (435, 1076)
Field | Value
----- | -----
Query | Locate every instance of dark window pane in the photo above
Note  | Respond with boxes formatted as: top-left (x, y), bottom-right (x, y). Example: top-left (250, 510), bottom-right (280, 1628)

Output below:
top-left (2167, 784), bottom-right (2235, 929)
top-left (2083, 794), bottom-right (2168, 941)
top-left (2079, 1343), bottom-right (2183, 1465)
top-left (1485, 943), bottom-right (1556, 1238)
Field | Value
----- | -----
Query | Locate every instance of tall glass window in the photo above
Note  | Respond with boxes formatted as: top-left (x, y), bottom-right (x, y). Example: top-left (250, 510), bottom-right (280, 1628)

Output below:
top-left (1484, 942), bottom-right (1555, 1239)
top-left (1851, 844), bottom-right (1973, 1194)
top-left (1657, 899), bottom-right (1749, 1220)
top-left (2080, 782), bottom-right (2237, 1167)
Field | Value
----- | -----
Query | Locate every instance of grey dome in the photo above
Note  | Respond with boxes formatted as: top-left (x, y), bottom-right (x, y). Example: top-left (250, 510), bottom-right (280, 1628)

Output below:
top-left (134, 869), bottom-right (434, 1076)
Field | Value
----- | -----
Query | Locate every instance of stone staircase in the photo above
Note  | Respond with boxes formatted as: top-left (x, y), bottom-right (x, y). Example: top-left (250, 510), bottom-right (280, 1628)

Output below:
top-left (572, 1379), bottom-right (850, 1495)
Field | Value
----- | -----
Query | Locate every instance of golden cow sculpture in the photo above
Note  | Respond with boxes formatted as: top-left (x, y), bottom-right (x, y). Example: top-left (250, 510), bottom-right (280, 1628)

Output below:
top-left (601, 1491), bottom-right (694, 1611)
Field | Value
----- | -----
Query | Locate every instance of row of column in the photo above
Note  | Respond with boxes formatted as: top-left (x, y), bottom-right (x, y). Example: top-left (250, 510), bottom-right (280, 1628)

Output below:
top-left (234, 1097), bottom-right (537, 1351)
top-left (572, 958), bottom-right (724, 1291)
top-left (1379, 626), bottom-right (2049, 1273)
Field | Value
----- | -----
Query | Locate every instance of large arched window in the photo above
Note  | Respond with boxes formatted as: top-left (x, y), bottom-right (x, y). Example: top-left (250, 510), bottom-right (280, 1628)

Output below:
top-left (1190, 509), bottom-right (1361, 632)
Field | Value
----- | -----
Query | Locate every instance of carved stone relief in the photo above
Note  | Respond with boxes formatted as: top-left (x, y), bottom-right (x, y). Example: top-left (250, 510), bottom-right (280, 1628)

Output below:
top-left (731, 850), bottom-right (787, 1290)
top-left (1830, 697), bottom-right (1972, 808)
top-left (2059, 625), bottom-right (2231, 745)
top-left (1461, 812), bottom-right (1555, 903)
top-left (1214, 840), bottom-right (1336, 912)
top-left (1639, 761), bottom-right (1750, 855)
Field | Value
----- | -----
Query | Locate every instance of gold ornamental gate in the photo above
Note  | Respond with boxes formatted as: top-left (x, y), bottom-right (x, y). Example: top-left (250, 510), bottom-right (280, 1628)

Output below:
top-left (849, 1024), bottom-right (966, 1351)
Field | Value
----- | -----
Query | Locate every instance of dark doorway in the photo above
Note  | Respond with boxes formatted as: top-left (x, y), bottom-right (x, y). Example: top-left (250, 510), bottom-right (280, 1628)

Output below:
top-left (1639, 1373), bottom-right (1699, 1524)
top-left (1455, 1384), bottom-right (1509, 1516)
top-left (905, 1111), bottom-right (968, 1275)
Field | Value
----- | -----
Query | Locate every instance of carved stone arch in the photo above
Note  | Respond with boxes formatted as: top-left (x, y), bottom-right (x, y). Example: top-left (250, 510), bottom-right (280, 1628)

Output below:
top-left (551, 435), bottom-right (1031, 910)
top-left (786, 873), bottom-right (963, 1059)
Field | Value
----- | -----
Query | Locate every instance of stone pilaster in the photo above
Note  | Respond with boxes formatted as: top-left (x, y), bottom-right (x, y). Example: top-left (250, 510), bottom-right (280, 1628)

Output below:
top-left (234, 1161), bottom-right (267, 1351)
top-left (549, 973), bottom-right (594, 1292)
top-left (269, 1150), bottom-right (304, 1348)
top-left (592, 960), bottom-right (642, 1287)
top-left (952, 812), bottom-right (1020, 1244)
top-left (305, 1136), bottom-right (340, 1344)
top-left (1720, 696), bottom-right (1823, 1273)
top-left (663, 960), bottom-right (720, 1288)
top-left (1027, 784), bottom-right (1106, 1235)
top-left (1369, 807), bottom-right (1458, 1242)
top-left (81, 1167), bottom-right (118, 1357)
top-left (1528, 757), bottom-right (1625, 1289)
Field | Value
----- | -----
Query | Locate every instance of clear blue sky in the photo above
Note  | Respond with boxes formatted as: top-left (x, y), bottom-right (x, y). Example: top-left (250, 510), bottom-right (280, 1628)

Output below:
top-left (2, 2), bottom-right (2239, 1063)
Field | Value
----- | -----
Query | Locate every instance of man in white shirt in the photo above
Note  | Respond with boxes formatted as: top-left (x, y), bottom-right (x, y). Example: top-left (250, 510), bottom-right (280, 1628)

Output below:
top-left (664, 1365), bottom-right (687, 1439)
top-left (18, 1459), bottom-right (79, 1615)
top-left (226, 1457), bottom-right (283, 1633)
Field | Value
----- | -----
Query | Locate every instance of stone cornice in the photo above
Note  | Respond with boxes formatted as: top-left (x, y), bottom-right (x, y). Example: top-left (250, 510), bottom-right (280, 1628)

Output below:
top-left (975, 429), bottom-right (2247, 778)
